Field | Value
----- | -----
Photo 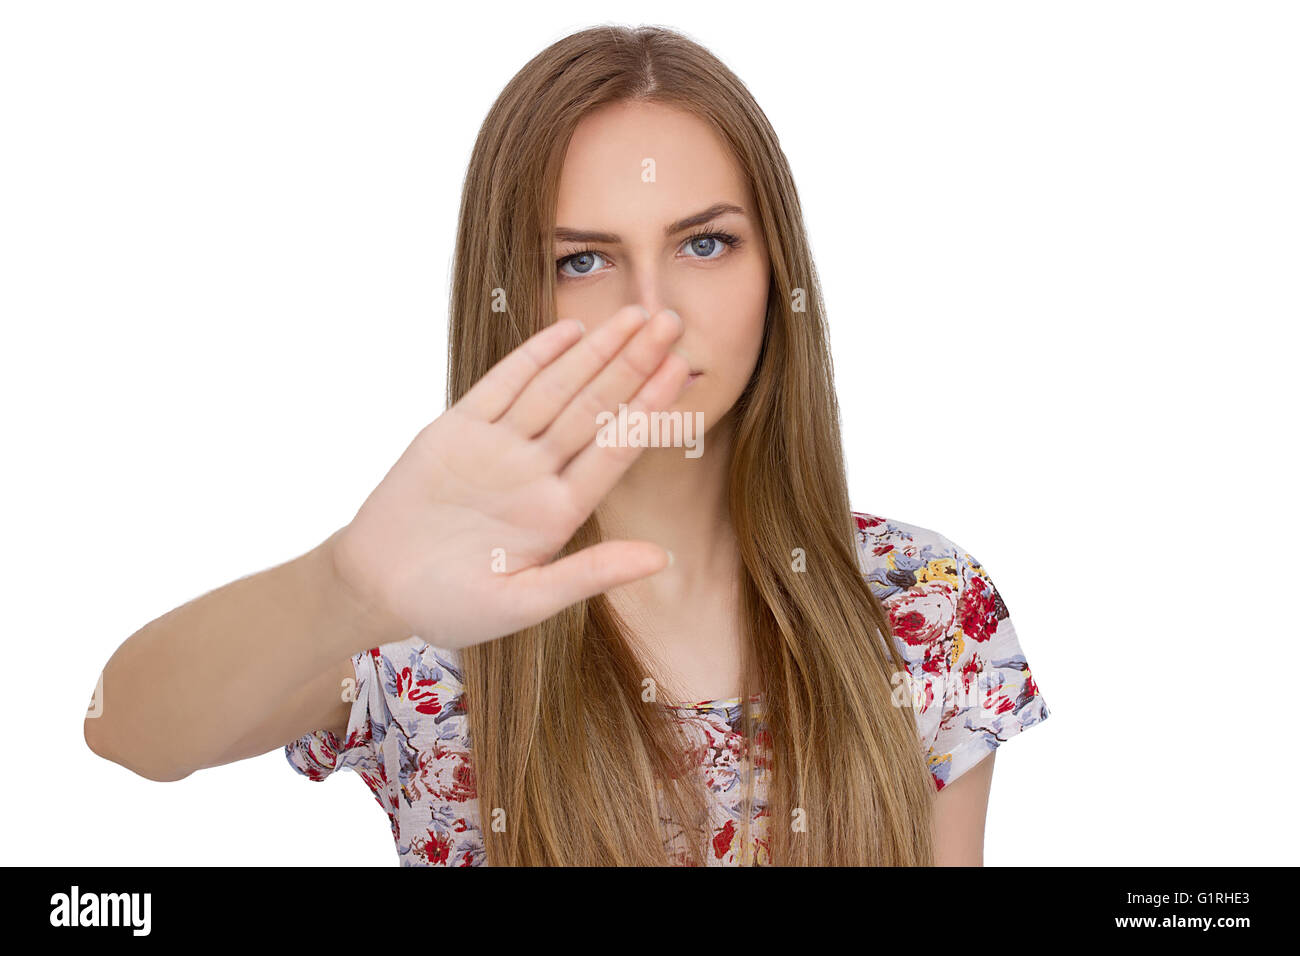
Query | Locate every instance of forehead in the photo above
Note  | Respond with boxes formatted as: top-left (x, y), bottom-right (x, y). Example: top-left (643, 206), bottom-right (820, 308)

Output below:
top-left (555, 100), bottom-right (751, 226)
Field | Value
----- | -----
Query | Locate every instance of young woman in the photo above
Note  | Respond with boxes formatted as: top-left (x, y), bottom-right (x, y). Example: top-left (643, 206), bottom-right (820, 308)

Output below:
top-left (84, 24), bottom-right (1050, 866)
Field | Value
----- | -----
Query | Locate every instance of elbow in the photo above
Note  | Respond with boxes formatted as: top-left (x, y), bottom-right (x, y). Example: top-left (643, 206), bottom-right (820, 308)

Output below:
top-left (84, 716), bottom-right (194, 783)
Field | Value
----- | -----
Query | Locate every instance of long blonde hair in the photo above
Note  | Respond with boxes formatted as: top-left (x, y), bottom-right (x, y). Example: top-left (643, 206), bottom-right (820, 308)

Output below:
top-left (449, 24), bottom-right (935, 865)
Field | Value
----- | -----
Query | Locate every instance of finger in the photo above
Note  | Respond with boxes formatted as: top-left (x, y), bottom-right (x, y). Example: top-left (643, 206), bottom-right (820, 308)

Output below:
top-left (455, 318), bottom-right (585, 422)
top-left (498, 305), bottom-right (650, 438)
top-left (558, 348), bottom-right (692, 506)
top-left (508, 539), bottom-right (672, 622)
top-left (539, 309), bottom-right (686, 464)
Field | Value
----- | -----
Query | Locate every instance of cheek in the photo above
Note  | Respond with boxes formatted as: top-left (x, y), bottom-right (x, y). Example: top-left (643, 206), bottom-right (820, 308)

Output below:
top-left (707, 261), bottom-right (768, 375)
top-left (684, 261), bottom-right (768, 427)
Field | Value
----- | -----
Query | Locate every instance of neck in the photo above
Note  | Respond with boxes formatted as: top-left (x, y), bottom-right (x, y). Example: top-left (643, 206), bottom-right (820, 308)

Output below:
top-left (594, 409), bottom-right (750, 700)
top-left (595, 408), bottom-right (739, 592)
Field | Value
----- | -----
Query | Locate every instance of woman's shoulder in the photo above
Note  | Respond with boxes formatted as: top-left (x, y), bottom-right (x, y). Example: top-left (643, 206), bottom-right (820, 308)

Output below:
top-left (346, 635), bottom-right (467, 723)
top-left (851, 509), bottom-right (1050, 789)
top-left (849, 508), bottom-right (990, 665)
top-left (849, 510), bottom-right (1011, 632)
top-left (363, 634), bottom-right (462, 671)
top-left (851, 509), bottom-right (971, 587)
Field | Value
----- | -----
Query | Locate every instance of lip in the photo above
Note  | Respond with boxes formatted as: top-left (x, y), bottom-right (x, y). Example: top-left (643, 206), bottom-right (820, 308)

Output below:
top-left (685, 371), bottom-right (702, 387)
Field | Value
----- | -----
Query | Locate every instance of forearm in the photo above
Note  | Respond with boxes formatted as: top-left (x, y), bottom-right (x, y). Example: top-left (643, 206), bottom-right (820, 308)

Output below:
top-left (84, 530), bottom-right (409, 781)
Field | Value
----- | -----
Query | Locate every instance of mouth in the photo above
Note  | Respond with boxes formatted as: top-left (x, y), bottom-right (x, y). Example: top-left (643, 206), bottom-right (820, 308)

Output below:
top-left (686, 371), bottom-right (703, 384)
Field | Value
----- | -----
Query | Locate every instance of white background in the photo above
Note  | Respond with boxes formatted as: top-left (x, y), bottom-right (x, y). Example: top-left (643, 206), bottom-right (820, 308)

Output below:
top-left (2, 1), bottom-right (1295, 866)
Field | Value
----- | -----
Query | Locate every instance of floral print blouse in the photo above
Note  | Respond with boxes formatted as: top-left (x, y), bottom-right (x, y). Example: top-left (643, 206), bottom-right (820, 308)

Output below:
top-left (285, 511), bottom-right (1050, 865)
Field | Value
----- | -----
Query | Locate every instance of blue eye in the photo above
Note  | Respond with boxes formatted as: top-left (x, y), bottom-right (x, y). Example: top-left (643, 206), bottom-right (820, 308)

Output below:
top-left (680, 230), bottom-right (742, 259)
top-left (558, 250), bottom-right (608, 279)
top-left (684, 235), bottom-right (725, 259)
top-left (556, 230), bottom-right (743, 281)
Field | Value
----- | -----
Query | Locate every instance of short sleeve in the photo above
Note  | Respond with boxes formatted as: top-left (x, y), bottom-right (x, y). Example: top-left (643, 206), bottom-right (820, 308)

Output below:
top-left (284, 647), bottom-right (388, 781)
top-left (926, 543), bottom-right (1050, 791)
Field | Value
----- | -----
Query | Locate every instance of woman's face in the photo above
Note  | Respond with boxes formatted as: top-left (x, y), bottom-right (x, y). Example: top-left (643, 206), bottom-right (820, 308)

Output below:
top-left (553, 100), bottom-right (770, 435)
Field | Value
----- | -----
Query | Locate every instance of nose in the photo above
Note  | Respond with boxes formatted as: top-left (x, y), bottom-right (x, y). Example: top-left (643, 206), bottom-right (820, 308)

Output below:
top-left (633, 296), bottom-right (672, 322)
top-left (626, 264), bottom-right (678, 329)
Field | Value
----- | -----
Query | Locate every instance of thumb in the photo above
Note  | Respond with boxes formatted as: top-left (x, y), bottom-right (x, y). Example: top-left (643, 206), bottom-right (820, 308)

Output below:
top-left (510, 539), bottom-right (673, 621)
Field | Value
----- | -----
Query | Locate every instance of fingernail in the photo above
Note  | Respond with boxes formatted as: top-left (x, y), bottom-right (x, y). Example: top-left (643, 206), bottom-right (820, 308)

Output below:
top-left (665, 549), bottom-right (675, 567)
top-left (636, 306), bottom-right (651, 320)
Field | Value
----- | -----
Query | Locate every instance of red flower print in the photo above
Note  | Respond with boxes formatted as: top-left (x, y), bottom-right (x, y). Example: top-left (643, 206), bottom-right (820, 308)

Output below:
top-left (855, 513), bottom-right (884, 531)
top-left (396, 666), bottom-right (443, 717)
top-left (409, 744), bottom-right (477, 803)
top-left (415, 829), bottom-right (452, 865)
top-left (886, 581), bottom-right (957, 653)
top-left (712, 819), bottom-right (736, 859)
top-left (753, 728), bottom-right (773, 772)
top-left (989, 689), bottom-right (1017, 717)
top-left (958, 575), bottom-right (998, 643)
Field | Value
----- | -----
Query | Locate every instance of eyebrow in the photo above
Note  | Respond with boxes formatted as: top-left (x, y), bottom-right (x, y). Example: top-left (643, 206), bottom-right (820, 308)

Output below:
top-left (553, 202), bottom-right (747, 245)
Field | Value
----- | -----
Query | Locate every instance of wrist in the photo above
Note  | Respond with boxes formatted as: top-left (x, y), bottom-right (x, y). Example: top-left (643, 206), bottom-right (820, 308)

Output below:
top-left (314, 528), bottom-right (412, 652)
